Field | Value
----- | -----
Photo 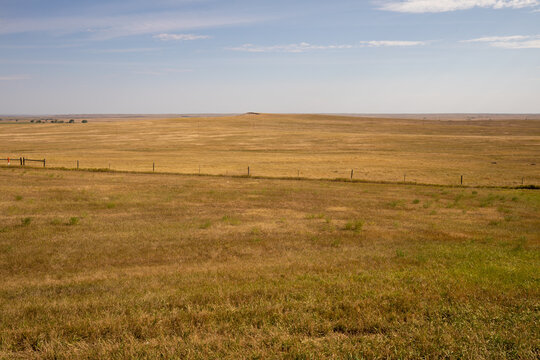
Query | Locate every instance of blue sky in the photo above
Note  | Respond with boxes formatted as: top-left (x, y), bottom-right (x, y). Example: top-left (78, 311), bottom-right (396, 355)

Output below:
top-left (0, 0), bottom-right (539, 114)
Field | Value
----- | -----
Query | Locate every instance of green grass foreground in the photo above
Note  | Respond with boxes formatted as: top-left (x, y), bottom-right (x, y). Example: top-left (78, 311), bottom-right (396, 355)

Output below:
top-left (0, 167), bottom-right (539, 359)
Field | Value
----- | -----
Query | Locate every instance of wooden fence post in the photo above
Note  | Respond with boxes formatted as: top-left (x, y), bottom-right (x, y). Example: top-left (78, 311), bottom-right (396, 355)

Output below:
top-left (153, 162), bottom-right (155, 172)
top-left (43, 159), bottom-right (46, 168)
top-left (351, 169), bottom-right (354, 180)
top-left (20, 157), bottom-right (22, 166)
top-left (248, 166), bottom-right (250, 176)
top-left (460, 175), bottom-right (463, 185)
top-left (77, 160), bottom-right (79, 169)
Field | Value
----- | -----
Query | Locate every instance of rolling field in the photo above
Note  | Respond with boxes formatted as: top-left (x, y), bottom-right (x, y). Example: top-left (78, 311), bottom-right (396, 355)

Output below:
top-left (0, 115), bottom-right (539, 358)
top-left (1, 114), bottom-right (539, 186)
top-left (0, 166), bottom-right (539, 359)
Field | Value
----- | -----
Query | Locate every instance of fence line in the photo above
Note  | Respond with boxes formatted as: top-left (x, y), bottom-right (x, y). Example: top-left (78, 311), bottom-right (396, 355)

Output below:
top-left (1, 157), bottom-right (45, 167)
top-left (1, 156), bottom-right (538, 189)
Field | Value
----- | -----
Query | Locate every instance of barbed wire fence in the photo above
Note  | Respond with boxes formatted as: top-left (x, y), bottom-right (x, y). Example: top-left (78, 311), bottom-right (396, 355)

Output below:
top-left (0, 156), bottom-right (537, 188)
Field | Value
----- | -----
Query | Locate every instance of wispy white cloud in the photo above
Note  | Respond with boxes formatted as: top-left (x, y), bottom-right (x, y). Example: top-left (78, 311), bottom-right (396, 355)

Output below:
top-left (227, 42), bottom-right (353, 53)
top-left (132, 68), bottom-right (193, 76)
top-left (462, 35), bottom-right (531, 42)
top-left (86, 48), bottom-right (162, 53)
top-left (153, 33), bottom-right (211, 41)
top-left (379, 0), bottom-right (540, 13)
top-left (0, 44), bottom-right (81, 50)
top-left (489, 39), bottom-right (540, 48)
top-left (0, 75), bottom-right (31, 81)
top-left (227, 40), bottom-right (426, 53)
top-left (0, 13), bottom-right (261, 39)
top-left (463, 35), bottom-right (540, 48)
top-left (361, 40), bottom-right (427, 47)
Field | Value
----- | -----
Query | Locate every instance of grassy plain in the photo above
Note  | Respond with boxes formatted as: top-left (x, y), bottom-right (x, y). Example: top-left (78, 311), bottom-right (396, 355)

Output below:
top-left (0, 115), bottom-right (539, 358)
top-left (0, 166), bottom-right (539, 359)
top-left (1, 114), bottom-right (539, 186)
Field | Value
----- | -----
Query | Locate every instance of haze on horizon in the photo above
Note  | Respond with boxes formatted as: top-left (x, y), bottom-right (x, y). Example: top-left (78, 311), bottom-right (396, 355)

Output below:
top-left (0, 0), bottom-right (539, 115)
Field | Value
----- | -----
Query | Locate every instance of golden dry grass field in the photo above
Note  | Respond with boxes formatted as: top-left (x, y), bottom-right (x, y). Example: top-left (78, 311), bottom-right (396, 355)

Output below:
top-left (0, 115), bottom-right (539, 359)
top-left (1, 114), bottom-right (539, 186)
top-left (0, 167), bottom-right (539, 359)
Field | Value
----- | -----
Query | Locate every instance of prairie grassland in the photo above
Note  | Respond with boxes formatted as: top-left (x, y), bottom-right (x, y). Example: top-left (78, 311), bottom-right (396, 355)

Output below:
top-left (1, 114), bottom-right (539, 186)
top-left (0, 167), bottom-right (538, 359)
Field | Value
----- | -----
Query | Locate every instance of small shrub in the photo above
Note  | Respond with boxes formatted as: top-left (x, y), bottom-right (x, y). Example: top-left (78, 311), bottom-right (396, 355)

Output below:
top-left (415, 254), bottom-right (427, 264)
top-left (512, 236), bottom-right (527, 252)
top-left (199, 221), bottom-right (212, 229)
top-left (344, 220), bottom-right (364, 232)
top-left (222, 215), bottom-right (240, 225)
top-left (21, 217), bottom-right (32, 226)
top-left (497, 206), bottom-right (511, 214)
top-left (68, 217), bottom-right (80, 226)
top-left (396, 250), bottom-right (405, 258)
top-left (106, 202), bottom-right (116, 209)
top-left (306, 213), bottom-right (325, 220)
top-left (81, 120), bottom-right (88, 123)
top-left (472, 191), bottom-right (478, 195)
top-left (331, 239), bottom-right (342, 247)
top-left (50, 218), bottom-right (62, 225)
top-left (15, 195), bottom-right (23, 201)
top-left (412, 199), bottom-right (420, 204)
top-left (504, 215), bottom-right (519, 222)
top-left (250, 227), bottom-right (261, 235)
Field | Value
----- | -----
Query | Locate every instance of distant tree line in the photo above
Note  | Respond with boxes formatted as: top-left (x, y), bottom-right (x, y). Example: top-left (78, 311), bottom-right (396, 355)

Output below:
top-left (27, 119), bottom-right (89, 124)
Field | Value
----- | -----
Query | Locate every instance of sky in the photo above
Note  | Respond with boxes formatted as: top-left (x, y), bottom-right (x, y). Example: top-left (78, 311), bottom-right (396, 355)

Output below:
top-left (0, 0), bottom-right (539, 114)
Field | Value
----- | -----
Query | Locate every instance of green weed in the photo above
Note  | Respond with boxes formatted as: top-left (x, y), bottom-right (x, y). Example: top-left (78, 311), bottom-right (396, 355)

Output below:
top-left (344, 220), bottom-right (364, 232)
top-left (222, 215), bottom-right (241, 225)
top-left (50, 218), bottom-right (62, 225)
top-left (199, 221), bottom-right (212, 229)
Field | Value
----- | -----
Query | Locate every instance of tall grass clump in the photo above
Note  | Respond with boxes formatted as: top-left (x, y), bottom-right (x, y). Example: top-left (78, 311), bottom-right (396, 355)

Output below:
top-left (344, 220), bottom-right (364, 232)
